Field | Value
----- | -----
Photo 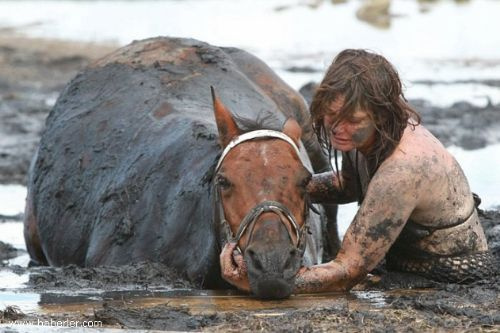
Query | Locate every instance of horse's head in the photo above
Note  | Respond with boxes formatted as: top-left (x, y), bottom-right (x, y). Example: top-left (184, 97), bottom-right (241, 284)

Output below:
top-left (211, 87), bottom-right (312, 299)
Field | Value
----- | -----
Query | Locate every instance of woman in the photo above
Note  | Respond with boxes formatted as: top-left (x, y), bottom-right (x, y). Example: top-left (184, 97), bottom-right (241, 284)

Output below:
top-left (221, 49), bottom-right (493, 293)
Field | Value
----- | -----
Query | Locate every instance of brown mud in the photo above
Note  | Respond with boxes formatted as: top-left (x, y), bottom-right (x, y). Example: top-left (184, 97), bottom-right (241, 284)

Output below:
top-left (0, 32), bottom-right (499, 331)
top-left (0, 241), bottom-right (17, 262)
top-left (0, 210), bottom-right (498, 331)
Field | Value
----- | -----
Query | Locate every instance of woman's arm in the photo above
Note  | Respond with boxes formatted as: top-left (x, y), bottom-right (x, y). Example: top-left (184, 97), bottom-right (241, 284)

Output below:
top-left (295, 160), bottom-right (422, 293)
top-left (307, 152), bottom-right (359, 204)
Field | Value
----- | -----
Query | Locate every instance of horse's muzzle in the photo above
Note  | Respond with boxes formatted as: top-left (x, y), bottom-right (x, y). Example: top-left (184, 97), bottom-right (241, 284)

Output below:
top-left (244, 241), bottom-right (301, 299)
top-left (251, 278), bottom-right (295, 300)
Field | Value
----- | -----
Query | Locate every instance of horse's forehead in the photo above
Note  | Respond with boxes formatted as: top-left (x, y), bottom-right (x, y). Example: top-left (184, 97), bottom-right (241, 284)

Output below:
top-left (224, 140), bottom-right (301, 171)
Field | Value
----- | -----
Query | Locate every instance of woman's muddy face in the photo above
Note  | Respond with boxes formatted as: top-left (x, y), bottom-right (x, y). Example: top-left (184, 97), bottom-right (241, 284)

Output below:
top-left (323, 96), bottom-right (376, 153)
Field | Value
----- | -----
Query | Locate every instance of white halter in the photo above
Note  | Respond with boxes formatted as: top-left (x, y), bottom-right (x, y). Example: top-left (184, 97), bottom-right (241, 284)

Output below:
top-left (214, 130), bottom-right (301, 173)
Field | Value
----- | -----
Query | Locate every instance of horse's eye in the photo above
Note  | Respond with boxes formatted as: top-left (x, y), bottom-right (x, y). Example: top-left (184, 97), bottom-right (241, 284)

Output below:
top-left (216, 175), bottom-right (232, 189)
top-left (299, 173), bottom-right (312, 189)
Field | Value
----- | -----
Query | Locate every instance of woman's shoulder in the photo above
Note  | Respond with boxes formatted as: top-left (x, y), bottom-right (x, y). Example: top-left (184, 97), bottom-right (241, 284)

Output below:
top-left (375, 125), bottom-right (454, 183)
top-left (391, 125), bottom-right (449, 161)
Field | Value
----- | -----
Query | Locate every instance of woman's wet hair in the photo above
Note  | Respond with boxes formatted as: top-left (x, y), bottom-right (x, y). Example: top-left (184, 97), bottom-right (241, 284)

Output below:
top-left (311, 49), bottom-right (421, 173)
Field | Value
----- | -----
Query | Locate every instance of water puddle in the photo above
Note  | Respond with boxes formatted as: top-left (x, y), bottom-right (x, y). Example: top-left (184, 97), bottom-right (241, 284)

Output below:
top-left (1, 286), bottom-right (414, 318)
top-left (0, 292), bottom-right (39, 313)
top-left (0, 185), bottom-right (26, 217)
top-left (0, 288), bottom-right (414, 332)
top-left (0, 271), bottom-right (30, 290)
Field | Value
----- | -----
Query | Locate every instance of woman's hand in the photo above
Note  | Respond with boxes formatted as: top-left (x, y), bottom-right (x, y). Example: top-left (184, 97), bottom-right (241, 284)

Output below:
top-left (219, 242), bottom-right (250, 292)
top-left (294, 261), bottom-right (352, 293)
top-left (306, 171), bottom-right (357, 204)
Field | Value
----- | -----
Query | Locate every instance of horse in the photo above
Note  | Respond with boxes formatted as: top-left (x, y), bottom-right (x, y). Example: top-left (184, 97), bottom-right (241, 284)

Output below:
top-left (23, 37), bottom-right (339, 298)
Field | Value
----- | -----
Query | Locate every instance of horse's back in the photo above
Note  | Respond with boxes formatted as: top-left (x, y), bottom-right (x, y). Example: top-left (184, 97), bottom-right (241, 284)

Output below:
top-left (26, 37), bottom-right (333, 284)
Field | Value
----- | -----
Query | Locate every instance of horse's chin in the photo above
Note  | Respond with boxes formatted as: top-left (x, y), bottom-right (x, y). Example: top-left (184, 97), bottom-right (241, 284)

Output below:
top-left (249, 276), bottom-right (295, 299)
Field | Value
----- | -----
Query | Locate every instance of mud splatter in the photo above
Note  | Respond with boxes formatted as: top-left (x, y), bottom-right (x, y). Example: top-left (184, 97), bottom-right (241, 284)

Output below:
top-left (0, 241), bottom-right (17, 261)
top-left (27, 262), bottom-right (194, 290)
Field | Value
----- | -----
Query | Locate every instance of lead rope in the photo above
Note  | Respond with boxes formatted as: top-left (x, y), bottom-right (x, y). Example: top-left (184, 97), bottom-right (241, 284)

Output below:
top-left (214, 185), bottom-right (235, 247)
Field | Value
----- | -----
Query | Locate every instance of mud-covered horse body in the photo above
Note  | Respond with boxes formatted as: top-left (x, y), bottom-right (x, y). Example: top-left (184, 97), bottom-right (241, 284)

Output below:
top-left (24, 37), bottom-right (338, 291)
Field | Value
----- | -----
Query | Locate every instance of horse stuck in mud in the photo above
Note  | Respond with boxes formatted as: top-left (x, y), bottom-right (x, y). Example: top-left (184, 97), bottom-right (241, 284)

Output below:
top-left (23, 37), bottom-right (339, 299)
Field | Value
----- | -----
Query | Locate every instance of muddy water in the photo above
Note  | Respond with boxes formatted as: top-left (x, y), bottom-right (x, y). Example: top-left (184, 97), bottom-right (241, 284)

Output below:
top-left (0, 216), bottom-right (421, 330)
top-left (2, 288), bottom-right (403, 317)
top-left (0, 218), bottom-right (396, 327)
top-left (1, 206), bottom-right (498, 331)
top-left (2, 280), bottom-right (433, 332)
top-left (0, 217), bottom-right (427, 328)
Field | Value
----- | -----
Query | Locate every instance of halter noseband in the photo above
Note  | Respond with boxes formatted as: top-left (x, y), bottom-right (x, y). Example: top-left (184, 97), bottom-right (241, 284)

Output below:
top-left (213, 129), bottom-right (310, 256)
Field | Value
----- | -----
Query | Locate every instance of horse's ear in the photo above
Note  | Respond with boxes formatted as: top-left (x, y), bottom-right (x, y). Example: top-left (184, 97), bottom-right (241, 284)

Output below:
top-left (282, 118), bottom-right (302, 146)
top-left (211, 86), bottom-right (240, 148)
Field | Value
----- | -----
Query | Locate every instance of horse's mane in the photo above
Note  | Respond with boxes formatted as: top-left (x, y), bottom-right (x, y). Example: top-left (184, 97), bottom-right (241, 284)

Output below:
top-left (235, 112), bottom-right (283, 133)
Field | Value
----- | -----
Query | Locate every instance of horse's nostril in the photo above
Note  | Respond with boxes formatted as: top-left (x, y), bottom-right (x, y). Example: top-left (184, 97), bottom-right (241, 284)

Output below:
top-left (283, 248), bottom-right (300, 272)
top-left (247, 249), bottom-right (263, 271)
top-left (253, 257), bottom-right (263, 271)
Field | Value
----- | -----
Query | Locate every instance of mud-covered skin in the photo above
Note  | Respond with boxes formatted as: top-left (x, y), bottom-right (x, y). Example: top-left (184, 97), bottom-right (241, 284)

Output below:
top-left (306, 166), bottom-right (359, 205)
top-left (296, 123), bottom-right (490, 293)
top-left (324, 98), bottom-right (376, 153)
top-left (23, 37), bottom-right (336, 288)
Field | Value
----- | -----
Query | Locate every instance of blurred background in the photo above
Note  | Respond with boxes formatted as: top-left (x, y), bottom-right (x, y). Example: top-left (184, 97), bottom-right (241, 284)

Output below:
top-left (1, 0), bottom-right (500, 242)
